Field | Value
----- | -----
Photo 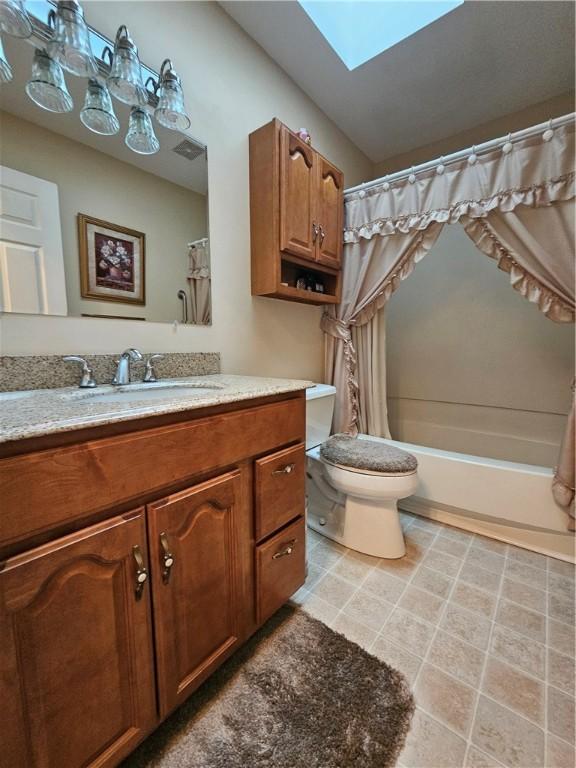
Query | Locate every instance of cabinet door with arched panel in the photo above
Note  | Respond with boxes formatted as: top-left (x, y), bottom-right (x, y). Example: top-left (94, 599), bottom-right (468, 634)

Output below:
top-left (279, 126), bottom-right (318, 261)
top-left (0, 510), bottom-right (156, 768)
top-left (316, 157), bottom-right (344, 269)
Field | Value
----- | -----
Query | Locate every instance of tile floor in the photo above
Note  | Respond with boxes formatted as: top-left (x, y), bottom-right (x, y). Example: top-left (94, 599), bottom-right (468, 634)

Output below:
top-left (291, 513), bottom-right (575, 768)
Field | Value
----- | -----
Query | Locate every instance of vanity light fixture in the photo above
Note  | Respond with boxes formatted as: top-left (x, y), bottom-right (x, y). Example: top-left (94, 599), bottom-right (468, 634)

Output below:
top-left (80, 78), bottom-right (119, 135)
top-left (146, 59), bottom-right (191, 131)
top-left (103, 25), bottom-right (147, 107)
top-left (47, 0), bottom-right (97, 77)
top-left (0, 36), bottom-right (13, 82)
top-left (125, 106), bottom-right (159, 155)
top-left (25, 48), bottom-right (73, 113)
top-left (0, 0), bottom-right (32, 39)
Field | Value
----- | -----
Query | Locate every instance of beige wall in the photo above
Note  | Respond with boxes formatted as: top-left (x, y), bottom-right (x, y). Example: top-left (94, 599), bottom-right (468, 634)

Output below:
top-left (0, 1), bottom-right (372, 381)
top-left (384, 225), bottom-right (574, 466)
top-left (1, 110), bottom-right (207, 323)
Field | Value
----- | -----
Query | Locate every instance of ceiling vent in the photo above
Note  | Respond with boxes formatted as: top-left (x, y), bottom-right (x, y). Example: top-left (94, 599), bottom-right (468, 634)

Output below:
top-left (172, 139), bottom-right (206, 162)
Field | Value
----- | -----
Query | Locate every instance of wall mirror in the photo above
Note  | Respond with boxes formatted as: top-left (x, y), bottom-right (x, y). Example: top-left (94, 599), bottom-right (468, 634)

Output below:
top-left (0, 1), bottom-right (211, 325)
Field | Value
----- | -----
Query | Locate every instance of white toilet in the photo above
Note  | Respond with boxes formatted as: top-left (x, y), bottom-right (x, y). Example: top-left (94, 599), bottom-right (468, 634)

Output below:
top-left (306, 384), bottom-right (419, 559)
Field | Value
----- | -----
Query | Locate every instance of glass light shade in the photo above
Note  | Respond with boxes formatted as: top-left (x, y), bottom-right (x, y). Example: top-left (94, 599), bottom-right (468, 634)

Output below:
top-left (80, 79), bottom-right (119, 135)
top-left (0, 36), bottom-right (13, 83)
top-left (0, 0), bottom-right (32, 38)
top-left (125, 107), bottom-right (159, 155)
top-left (155, 68), bottom-right (190, 131)
top-left (47, 1), bottom-right (97, 77)
top-left (25, 49), bottom-right (73, 113)
top-left (106, 26), bottom-right (147, 106)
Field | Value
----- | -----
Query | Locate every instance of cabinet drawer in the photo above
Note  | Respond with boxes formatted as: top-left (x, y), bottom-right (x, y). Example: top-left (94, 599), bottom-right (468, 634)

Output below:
top-left (256, 516), bottom-right (305, 625)
top-left (255, 443), bottom-right (305, 541)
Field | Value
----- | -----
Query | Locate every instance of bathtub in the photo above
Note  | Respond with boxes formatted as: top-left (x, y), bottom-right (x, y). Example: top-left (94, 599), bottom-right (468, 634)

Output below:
top-left (361, 435), bottom-right (575, 562)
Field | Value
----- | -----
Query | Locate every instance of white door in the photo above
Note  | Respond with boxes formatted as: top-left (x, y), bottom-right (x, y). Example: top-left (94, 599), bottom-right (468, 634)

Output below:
top-left (0, 166), bottom-right (67, 315)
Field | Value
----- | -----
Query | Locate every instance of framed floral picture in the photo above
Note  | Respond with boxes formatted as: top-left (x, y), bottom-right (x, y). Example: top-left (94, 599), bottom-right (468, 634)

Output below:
top-left (78, 214), bottom-right (145, 305)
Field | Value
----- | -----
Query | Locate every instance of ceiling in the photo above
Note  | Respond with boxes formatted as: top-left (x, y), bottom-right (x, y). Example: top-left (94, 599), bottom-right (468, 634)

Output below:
top-left (221, 1), bottom-right (575, 163)
top-left (0, 35), bottom-right (208, 194)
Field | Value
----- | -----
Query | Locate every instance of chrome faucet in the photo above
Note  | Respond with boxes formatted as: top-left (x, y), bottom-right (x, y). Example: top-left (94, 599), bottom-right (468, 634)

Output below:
top-left (112, 348), bottom-right (143, 386)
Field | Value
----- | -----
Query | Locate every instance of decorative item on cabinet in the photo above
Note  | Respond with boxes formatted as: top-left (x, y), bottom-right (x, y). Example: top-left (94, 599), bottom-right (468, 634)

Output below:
top-left (249, 118), bottom-right (343, 306)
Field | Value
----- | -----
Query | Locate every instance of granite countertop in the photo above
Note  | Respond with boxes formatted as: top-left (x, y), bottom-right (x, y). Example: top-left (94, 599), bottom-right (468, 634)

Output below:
top-left (0, 374), bottom-right (314, 445)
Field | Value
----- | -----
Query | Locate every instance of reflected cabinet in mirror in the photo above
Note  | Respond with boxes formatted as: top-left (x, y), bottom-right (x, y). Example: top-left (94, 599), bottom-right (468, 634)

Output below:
top-left (0, 14), bottom-right (211, 325)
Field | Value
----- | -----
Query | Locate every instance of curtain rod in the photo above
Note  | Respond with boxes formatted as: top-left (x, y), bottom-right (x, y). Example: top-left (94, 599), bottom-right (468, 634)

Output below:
top-left (188, 237), bottom-right (209, 248)
top-left (345, 112), bottom-right (576, 196)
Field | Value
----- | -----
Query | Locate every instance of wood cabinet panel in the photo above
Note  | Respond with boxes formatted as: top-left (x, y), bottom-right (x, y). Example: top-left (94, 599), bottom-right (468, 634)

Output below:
top-left (0, 510), bottom-right (156, 768)
top-left (147, 471), bottom-right (244, 717)
top-left (279, 126), bottom-right (317, 261)
top-left (316, 157), bottom-right (344, 268)
top-left (0, 395), bottom-right (304, 553)
top-left (255, 443), bottom-right (305, 541)
top-left (256, 516), bottom-right (306, 625)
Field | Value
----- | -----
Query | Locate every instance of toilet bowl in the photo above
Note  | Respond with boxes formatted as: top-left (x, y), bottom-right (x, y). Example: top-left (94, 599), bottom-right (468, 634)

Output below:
top-left (305, 385), bottom-right (419, 559)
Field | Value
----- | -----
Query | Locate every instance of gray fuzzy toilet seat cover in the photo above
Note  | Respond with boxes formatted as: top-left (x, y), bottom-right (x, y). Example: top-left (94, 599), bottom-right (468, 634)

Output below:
top-left (320, 434), bottom-right (418, 474)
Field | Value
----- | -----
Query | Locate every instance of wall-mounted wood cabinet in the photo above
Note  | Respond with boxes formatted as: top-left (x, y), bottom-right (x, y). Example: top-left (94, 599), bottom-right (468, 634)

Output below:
top-left (250, 119), bottom-right (344, 305)
top-left (0, 394), bottom-right (306, 768)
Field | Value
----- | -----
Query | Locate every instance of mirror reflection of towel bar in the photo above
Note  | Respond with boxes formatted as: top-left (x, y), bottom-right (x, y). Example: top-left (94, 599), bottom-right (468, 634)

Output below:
top-left (177, 290), bottom-right (189, 324)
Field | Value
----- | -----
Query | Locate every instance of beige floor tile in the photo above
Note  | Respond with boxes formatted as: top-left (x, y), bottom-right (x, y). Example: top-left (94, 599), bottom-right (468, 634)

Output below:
top-left (332, 613), bottom-right (377, 652)
top-left (411, 516), bottom-right (443, 533)
top-left (382, 608), bottom-right (435, 657)
top-left (404, 535), bottom-right (431, 562)
top-left (440, 526), bottom-right (474, 543)
top-left (415, 663), bottom-right (476, 737)
top-left (548, 648), bottom-right (576, 695)
top-left (363, 567), bottom-right (407, 603)
top-left (399, 511), bottom-right (417, 530)
top-left (406, 526), bottom-right (436, 547)
top-left (428, 629), bottom-right (486, 687)
top-left (441, 603), bottom-right (491, 650)
top-left (411, 565), bottom-right (454, 599)
top-left (432, 536), bottom-right (469, 559)
top-left (472, 695), bottom-right (545, 767)
top-left (459, 561), bottom-right (502, 593)
top-left (547, 687), bottom-right (575, 745)
top-left (310, 572), bottom-right (357, 608)
top-left (482, 656), bottom-right (544, 725)
top-left (546, 734), bottom-right (575, 768)
top-left (548, 573), bottom-right (576, 599)
top-left (398, 585), bottom-right (445, 624)
top-left (548, 593), bottom-right (575, 626)
top-left (342, 589), bottom-right (393, 632)
top-left (490, 624), bottom-right (546, 679)
top-left (308, 541), bottom-right (345, 570)
top-left (472, 535), bottom-right (509, 557)
top-left (331, 552), bottom-right (374, 585)
top-left (548, 618), bottom-right (575, 658)
top-left (304, 562), bottom-right (327, 590)
top-left (399, 708), bottom-right (468, 768)
top-left (501, 577), bottom-right (546, 614)
top-left (466, 745), bottom-right (505, 767)
top-left (289, 586), bottom-right (309, 606)
top-left (508, 547), bottom-right (548, 571)
top-left (451, 581), bottom-right (497, 619)
top-left (548, 558), bottom-right (575, 579)
top-left (377, 555), bottom-right (420, 580)
top-left (465, 548), bottom-right (506, 576)
top-left (505, 559), bottom-right (547, 590)
top-left (300, 593), bottom-right (339, 626)
top-left (422, 548), bottom-right (462, 578)
top-left (371, 636), bottom-right (422, 685)
top-left (495, 599), bottom-right (546, 644)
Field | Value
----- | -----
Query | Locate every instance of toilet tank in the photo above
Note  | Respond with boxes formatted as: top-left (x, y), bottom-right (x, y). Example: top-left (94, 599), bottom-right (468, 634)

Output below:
top-left (305, 384), bottom-right (336, 450)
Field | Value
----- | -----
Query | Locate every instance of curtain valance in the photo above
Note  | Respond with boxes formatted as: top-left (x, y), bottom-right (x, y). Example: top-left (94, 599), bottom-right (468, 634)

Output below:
top-left (343, 124), bottom-right (575, 243)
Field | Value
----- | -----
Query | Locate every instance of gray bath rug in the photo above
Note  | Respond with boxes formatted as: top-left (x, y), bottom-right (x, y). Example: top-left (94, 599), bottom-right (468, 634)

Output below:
top-left (123, 605), bottom-right (414, 768)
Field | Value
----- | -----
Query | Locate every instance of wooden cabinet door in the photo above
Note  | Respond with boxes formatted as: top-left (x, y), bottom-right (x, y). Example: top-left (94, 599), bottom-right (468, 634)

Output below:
top-left (148, 470), bottom-right (242, 717)
top-left (0, 511), bottom-right (156, 768)
top-left (316, 157), bottom-right (344, 268)
top-left (279, 125), bottom-right (317, 261)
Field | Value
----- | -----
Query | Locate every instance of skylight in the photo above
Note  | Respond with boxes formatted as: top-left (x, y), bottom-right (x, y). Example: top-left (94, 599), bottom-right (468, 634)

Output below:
top-left (299, 1), bottom-right (463, 70)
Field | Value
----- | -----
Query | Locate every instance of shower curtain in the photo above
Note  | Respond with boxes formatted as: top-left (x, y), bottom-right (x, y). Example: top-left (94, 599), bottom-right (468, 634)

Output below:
top-left (187, 239), bottom-right (211, 325)
top-left (323, 119), bottom-right (575, 529)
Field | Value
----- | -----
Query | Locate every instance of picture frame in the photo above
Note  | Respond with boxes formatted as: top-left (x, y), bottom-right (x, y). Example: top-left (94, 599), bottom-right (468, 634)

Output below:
top-left (78, 214), bottom-right (145, 305)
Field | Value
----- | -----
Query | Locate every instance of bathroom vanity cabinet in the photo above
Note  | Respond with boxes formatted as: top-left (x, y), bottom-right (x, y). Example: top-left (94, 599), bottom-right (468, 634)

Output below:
top-left (250, 118), bottom-right (343, 305)
top-left (0, 392), bottom-right (306, 768)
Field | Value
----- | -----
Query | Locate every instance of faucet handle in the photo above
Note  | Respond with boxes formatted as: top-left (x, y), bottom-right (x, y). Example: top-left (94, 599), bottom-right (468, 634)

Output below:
top-left (143, 354), bottom-right (164, 383)
top-left (63, 356), bottom-right (97, 388)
